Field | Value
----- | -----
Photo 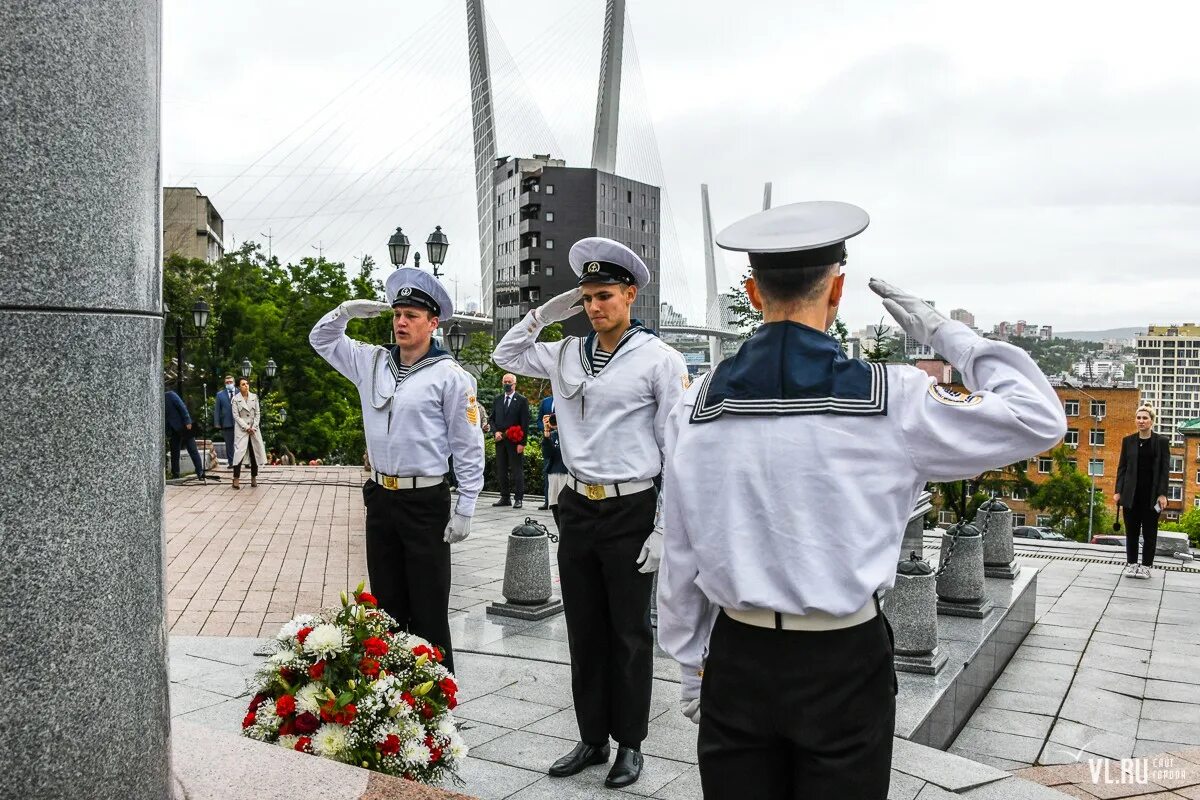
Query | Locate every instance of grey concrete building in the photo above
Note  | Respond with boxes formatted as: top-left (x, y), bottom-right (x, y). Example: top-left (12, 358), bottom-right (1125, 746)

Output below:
top-left (491, 155), bottom-right (661, 338)
top-left (164, 186), bottom-right (224, 262)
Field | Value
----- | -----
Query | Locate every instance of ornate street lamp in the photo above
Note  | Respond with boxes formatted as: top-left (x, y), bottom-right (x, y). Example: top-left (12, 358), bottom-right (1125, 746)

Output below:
top-left (447, 321), bottom-right (466, 360)
top-left (241, 358), bottom-right (252, 379)
top-left (387, 227), bottom-right (410, 267)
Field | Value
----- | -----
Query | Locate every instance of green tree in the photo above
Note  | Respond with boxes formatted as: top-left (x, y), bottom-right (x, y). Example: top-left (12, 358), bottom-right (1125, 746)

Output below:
top-left (726, 269), bottom-right (762, 336)
top-left (1028, 447), bottom-right (1112, 540)
top-left (863, 319), bottom-right (900, 363)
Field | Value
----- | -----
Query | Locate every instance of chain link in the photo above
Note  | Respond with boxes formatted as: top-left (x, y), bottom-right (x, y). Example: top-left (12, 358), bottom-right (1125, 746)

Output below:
top-left (935, 493), bottom-right (996, 579)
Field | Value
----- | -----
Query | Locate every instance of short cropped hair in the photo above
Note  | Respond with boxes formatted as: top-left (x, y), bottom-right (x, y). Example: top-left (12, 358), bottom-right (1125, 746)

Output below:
top-left (1136, 405), bottom-right (1156, 421)
top-left (751, 263), bottom-right (839, 306)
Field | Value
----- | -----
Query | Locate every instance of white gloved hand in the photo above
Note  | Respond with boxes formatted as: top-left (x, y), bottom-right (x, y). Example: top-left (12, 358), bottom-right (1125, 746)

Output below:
top-left (340, 299), bottom-right (391, 319)
top-left (868, 279), bottom-right (949, 348)
top-left (533, 288), bottom-right (585, 325)
top-left (636, 530), bottom-right (663, 574)
top-left (680, 698), bottom-right (701, 725)
top-left (443, 513), bottom-right (472, 544)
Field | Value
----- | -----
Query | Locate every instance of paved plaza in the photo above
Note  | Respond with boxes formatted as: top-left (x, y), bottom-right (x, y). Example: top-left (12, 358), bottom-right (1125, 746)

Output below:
top-left (167, 467), bottom-right (1200, 798)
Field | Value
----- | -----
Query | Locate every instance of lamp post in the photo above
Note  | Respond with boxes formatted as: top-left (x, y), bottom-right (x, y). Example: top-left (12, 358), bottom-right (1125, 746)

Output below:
top-left (169, 298), bottom-right (210, 409)
top-left (389, 224), bottom-right (450, 278)
top-left (240, 357), bottom-right (278, 395)
top-left (447, 321), bottom-right (466, 360)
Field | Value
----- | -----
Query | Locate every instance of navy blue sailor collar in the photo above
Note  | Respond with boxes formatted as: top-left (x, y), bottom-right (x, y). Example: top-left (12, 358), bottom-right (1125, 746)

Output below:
top-left (689, 321), bottom-right (887, 423)
top-left (387, 338), bottom-right (454, 383)
top-left (579, 319), bottom-right (656, 376)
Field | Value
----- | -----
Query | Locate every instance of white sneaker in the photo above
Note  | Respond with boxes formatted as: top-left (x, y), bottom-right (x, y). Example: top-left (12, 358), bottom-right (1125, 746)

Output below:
top-left (1142, 565), bottom-right (1153, 579)
top-left (1123, 563), bottom-right (1139, 577)
top-left (1132, 564), bottom-right (1149, 579)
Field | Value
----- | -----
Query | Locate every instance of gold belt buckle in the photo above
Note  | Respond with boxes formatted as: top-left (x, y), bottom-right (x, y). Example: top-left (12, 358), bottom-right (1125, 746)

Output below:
top-left (585, 483), bottom-right (606, 501)
top-left (381, 475), bottom-right (399, 490)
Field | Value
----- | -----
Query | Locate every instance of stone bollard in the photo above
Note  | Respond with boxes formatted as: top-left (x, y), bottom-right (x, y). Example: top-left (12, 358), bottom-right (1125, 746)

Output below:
top-left (976, 499), bottom-right (1019, 579)
top-left (904, 491), bottom-right (934, 559)
top-left (886, 553), bottom-right (948, 675)
top-left (487, 517), bottom-right (564, 620)
top-left (935, 523), bottom-right (995, 618)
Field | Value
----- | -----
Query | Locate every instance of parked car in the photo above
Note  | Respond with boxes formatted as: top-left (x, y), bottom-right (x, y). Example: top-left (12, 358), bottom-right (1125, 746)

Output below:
top-left (1014, 526), bottom-right (1069, 541)
top-left (1090, 534), bottom-right (1126, 547)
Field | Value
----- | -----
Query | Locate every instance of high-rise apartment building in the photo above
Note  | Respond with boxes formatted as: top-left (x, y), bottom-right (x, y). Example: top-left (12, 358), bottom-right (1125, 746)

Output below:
top-left (163, 187), bottom-right (224, 262)
top-left (490, 155), bottom-right (660, 338)
top-left (1136, 323), bottom-right (1200, 445)
top-left (950, 308), bottom-right (975, 327)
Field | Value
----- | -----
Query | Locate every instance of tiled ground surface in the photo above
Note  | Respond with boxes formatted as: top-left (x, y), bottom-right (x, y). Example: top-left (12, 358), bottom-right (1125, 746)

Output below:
top-left (167, 467), bottom-right (1200, 798)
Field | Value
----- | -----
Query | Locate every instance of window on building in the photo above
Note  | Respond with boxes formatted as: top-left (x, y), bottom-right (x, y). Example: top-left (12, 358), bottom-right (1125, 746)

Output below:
top-left (1012, 513), bottom-right (1027, 526)
top-left (600, 184), bottom-right (606, 197)
top-left (1038, 457), bottom-right (1053, 474)
top-left (626, 190), bottom-right (632, 203)
top-left (627, 216), bottom-right (633, 228)
top-left (1169, 483), bottom-right (1183, 501)
top-left (1066, 459), bottom-right (1078, 471)
top-left (1036, 515), bottom-right (1052, 526)
top-left (650, 221), bottom-right (656, 233)
top-left (545, 239), bottom-right (554, 249)
top-left (1088, 459), bottom-right (1104, 477)
top-left (545, 211), bottom-right (554, 222)
top-left (600, 211), bottom-right (606, 224)
top-left (529, 290), bottom-right (540, 302)
top-left (1011, 487), bottom-right (1026, 501)
top-left (1064, 429), bottom-right (1079, 447)
top-left (545, 184), bottom-right (555, 195)
top-left (641, 219), bottom-right (647, 232)
top-left (1090, 400), bottom-right (1107, 418)
top-left (641, 193), bottom-right (646, 206)
top-left (1167, 511), bottom-right (1180, 521)
top-left (1090, 429), bottom-right (1106, 447)
top-left (1194, 497), bottom-right (1200, 509)
top-left (545, 266), bottom-right (554, 276)
top-left (938, 510), bottom-right (956, 525)
top-left (1064, 400), bottom-right (1080, 416)
top-left (640, 244), bottom-right (647, 256)
top-left (1170, 455), bottom-right (1183, 473)
top-left (651, 196), bottom-right (657, 208)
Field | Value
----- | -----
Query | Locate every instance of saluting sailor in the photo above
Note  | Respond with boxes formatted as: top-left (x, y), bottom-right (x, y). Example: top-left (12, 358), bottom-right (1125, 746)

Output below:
top-left (492, 238), bottom-right (690, 790)
top-left (657, 201), bottom-right (1067, 799)
top-left (309, 267), bottom-right (484, 674)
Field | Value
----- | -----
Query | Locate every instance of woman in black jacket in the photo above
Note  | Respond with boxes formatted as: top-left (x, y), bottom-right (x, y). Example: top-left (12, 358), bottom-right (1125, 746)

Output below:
top-left (1114, 405), bottom-right (1170, 578)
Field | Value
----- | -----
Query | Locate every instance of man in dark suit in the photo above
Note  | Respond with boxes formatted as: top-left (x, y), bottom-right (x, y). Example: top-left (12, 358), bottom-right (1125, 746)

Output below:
top-left (1114, 405), bottom-right (1171, 577)
top-left (165, 389), bottom-right (205, 482)
top-left (491, 373), bottom-right (531, 508)
top-left (213, 374), bottom-right (237, 465)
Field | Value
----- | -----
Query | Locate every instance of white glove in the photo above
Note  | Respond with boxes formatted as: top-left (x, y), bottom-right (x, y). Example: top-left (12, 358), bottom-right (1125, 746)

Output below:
top-left (680, 698), bottom-right (701, 725)
top-left (868, 279), bottom-right (949, 348)
top-left (340, 299), bottom-right (391, 319)
top-left (443, 513), bottom-right (472, 544)
top-left (533, 288), bottom-right (585, 325)
top-left (636, 530), bottom-right (663, 574)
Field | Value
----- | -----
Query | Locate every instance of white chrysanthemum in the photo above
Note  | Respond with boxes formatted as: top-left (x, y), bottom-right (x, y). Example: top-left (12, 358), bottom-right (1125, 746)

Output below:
top-left (268, 650), bottom-right (295, 665)
top-left (311, 723), bottom-right (349, 758)
top-left (399, 719), bottom-right (424, 741)
top-left (448, 737), bottom-right (468, 761)
top-left (303, 624), bottom-right (347, 659)
top-left (401, 740), bottom-right (432, 766)
top-left (277, 735), bottom-right (300, 750)
top-left (435, 718), bottom-right (455, 737)
top-left (254, 701), bottom-right (277, 726)
top-left (277, 614), bottom-right (316, 640)
top-left (295, 684), bottom-right (323, 716)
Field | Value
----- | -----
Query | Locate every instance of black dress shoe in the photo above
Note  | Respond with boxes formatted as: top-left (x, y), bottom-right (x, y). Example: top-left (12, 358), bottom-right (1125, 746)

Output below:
top-left (605, 747), bottom-right (643, 788)
top-left (548, 742), bottom-right (610, 778)
top-left (537, 504), bottom-right (550, 510)
top-left (513, 499), bottom-right (523, 509)
top-left (492, 498), bottom-right (511, 507)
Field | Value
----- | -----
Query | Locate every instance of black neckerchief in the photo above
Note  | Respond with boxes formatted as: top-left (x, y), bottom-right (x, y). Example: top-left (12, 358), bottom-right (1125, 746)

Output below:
top-left (387, 339), bottom-right (453, 384)
top-left (690, 321), bottom-right (887, 424)
top-left (579, 321), bottom-right (651, 376)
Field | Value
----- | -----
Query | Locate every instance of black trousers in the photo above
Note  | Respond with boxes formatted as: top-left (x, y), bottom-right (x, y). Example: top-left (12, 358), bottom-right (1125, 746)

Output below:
top-left (698, 611), bottom-right (897, 800)
top-left (496, 440), bottom-right (524, 501)
top-left (233, 446), bottom-right (258, 478)
top-left (557, 485), bottom-right (656, 746)
top-left (168, 428), bottom-right (204, 478)
top-left (363, 480), bottom-right (455, 673)
top-left (1125, 503), bottom-right (1159, 566)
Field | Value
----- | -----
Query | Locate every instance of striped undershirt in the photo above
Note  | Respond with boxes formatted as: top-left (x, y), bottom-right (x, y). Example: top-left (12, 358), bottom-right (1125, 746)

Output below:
top-left (394, 364), bottom-right (411, 380)
top-left (591, 347), bottom-right (612, 374)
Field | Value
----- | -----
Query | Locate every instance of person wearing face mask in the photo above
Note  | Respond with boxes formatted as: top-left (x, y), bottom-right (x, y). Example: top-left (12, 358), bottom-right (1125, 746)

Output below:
top-left (309, 268), bottom-right (483, 674)
top-left (492, 238), bottom-right (690, 790)
top-left (490, 372), bottom-right (531, 509)
top-left (213, 374), bottom-right (237, 466)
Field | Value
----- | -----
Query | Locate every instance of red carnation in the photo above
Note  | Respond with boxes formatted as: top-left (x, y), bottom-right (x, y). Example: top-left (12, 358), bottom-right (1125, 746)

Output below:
top-left (296, 626), bottom-right (314, 644)
top-left (242, 711), bottom-right (256, 729)
top-left (294, 712), bottom-right (319, 734)
top-left (319, 701), bottom-right (335, 722)
top-left (363, 637), bottom-right (389, 658)
top-left (420, 704), bottom-right (434, 719)
top-left (430, 747), bottom-right (443, 762)
top-left (308, 661), bottom-right (325, 680)
top-left (378, 734), bottom-right (401, 756)
top-left (359, 657), bottom-right (380, 679)
top-left (279, 667), bottom-right (296, 682)
top-left (433, 646), bottom-right (444, 663)
top-left (248, 692), bottom-right (269, 713)
top-left (295, 736), bottom-right (312, 753)
top-left (356, 591), bottom-right (378, 607)
top-left (400, 692), bottom-right (416, 708)
top-left (425, 734), bottom-right (435, 749)
top-left (278, 718), bottom-right (296, 736)
top-left (439, 677), bottom-right (458, 697)
top-left (412, 644), bottom-right (432, 659)
top-left (275, 695), bottom-right (296, 717)
top-left (334, 704), bottom-right (357, 725)
top-left (505, 425), bottom-right (525, 444)
top-left (447, 696), bottom-right (457, 710)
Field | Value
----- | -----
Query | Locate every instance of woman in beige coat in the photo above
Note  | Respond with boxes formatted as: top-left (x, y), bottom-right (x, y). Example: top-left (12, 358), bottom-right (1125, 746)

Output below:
top-left (231, 378), bottom-right (267, 489)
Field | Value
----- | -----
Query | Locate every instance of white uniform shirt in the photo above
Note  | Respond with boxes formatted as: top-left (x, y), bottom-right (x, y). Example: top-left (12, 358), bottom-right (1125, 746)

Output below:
top-left (309, 306), bottom-right (485, 516)
top-left (657, 320), bottom-right (1067, 696)
top-left (492, 311), bottom-right (690, 483)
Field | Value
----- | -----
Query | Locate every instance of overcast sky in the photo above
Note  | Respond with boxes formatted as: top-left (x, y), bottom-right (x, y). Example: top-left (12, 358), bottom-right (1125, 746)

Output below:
top-left (163, 0), bottom-right (1200, 332)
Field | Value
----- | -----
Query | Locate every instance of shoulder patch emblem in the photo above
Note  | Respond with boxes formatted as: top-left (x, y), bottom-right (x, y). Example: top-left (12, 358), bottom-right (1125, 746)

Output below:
top-left (928, 384), bottom-right (984, 407)
top-left (465, 392), bottom-right (480, 426)
top-left (682, 374), bottom-right (691, 390)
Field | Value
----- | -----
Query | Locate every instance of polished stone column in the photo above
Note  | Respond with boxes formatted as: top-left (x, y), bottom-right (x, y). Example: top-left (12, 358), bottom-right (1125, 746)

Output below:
top-left (0, 2), bottom-right (170, 798)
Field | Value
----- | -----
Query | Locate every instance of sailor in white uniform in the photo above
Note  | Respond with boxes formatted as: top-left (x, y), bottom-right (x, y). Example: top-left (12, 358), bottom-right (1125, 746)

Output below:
top-left (309, 267), bottom-right (484, 674)
top-left (492, 237), bottom-right (690, 789)
top-left (657, 201), bottom-right (1067, 799)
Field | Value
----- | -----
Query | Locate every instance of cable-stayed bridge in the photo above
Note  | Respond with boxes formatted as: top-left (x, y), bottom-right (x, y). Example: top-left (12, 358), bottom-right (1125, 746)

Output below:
top-left (184, 1), bottom-right (743, 360)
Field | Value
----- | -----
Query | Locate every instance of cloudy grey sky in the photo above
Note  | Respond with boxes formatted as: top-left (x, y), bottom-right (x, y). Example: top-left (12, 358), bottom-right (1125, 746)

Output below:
top-left (164, 0), bottom-right (1200, 332)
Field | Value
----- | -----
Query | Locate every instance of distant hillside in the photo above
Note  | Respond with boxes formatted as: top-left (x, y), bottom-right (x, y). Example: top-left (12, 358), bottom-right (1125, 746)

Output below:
top-left (1054, 327), bottom-right (1145, 343)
